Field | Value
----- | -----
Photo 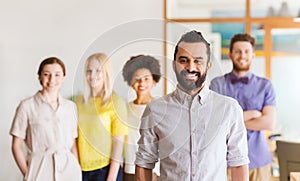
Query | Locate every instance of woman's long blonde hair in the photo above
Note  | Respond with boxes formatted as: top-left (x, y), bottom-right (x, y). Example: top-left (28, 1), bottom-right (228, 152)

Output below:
top-left (83, 53), bottom-right (112, 106)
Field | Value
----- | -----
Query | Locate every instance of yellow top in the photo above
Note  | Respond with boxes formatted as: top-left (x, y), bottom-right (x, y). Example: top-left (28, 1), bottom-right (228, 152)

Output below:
top-left (74, 92), bottom-right (128, 171)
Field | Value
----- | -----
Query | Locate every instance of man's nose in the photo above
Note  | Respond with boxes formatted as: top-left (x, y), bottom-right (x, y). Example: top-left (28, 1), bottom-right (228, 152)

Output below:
top-left (186, 61), bottom-right (197, 72)
top-left (241, 52), bottom-right (247, 58)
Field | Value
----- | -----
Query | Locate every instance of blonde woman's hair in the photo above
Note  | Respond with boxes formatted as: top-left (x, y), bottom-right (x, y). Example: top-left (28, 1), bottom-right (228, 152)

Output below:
top-left (83, 53), bottom-right (113, 106)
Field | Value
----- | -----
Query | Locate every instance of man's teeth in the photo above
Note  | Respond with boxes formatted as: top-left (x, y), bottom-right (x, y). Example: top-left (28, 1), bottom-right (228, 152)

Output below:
top-left (186, 73), bottom-right (197, 77)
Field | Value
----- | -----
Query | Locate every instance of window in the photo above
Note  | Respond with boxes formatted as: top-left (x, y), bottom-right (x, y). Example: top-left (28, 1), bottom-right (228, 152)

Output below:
top-left (164, 0), bottom-right (300, 138)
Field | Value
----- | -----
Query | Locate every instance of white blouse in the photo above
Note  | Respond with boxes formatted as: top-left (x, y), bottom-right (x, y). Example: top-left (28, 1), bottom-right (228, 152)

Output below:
top-left (124, 101), bottom-right (160, 175)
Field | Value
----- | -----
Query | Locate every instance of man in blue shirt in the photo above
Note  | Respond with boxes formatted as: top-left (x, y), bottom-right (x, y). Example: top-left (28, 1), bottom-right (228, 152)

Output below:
top-left (210, 33), bottom-right (276, 181)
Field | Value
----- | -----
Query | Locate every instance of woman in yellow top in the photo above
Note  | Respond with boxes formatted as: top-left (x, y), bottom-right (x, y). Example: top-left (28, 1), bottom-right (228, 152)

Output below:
top-left (74, 53), bottom-right (127, 181)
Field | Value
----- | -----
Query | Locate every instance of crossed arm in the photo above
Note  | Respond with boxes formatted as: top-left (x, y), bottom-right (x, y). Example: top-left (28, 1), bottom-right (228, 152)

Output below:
top-left (244, 105), bottom-right (276, 131)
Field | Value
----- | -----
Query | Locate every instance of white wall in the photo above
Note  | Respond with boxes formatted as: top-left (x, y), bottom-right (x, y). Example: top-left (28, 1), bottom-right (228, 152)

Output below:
top-left (0, 0), bottom-right (163, 180)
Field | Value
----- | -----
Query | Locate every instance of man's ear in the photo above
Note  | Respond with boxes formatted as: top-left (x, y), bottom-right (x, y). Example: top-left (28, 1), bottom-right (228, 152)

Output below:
top-left (207, 61), bottom-right (212, 70)
top-left (228, 52), bottom-right (232, 61)
top-left (172, 61), bottom-right (176, 72)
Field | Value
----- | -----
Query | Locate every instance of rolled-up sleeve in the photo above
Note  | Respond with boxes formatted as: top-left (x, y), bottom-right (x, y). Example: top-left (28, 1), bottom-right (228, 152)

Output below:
top-left (227, 102), bottom-right (249, 167)
top-left (135, 105), bottom-right (159, 169)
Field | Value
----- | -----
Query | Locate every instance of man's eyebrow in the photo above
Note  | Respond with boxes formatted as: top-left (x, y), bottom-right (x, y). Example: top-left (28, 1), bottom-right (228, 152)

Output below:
top-left (178, 56), bottom-right (188, 59)
top-left (194, 56), bottom-right (204, 60)
top-left (179, 56), bottom-right (203, 60)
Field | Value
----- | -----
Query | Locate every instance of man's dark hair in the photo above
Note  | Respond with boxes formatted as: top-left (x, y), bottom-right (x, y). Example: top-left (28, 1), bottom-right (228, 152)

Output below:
top-left (122, 55), bottom-right (161, 86)
top-left (229, 33), bottom-right (255, 52)
top-left (173, 30), bottom-right (211, 62)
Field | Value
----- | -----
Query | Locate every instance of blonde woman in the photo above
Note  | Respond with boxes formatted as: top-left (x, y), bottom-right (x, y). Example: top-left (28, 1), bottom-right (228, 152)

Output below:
top-left (10, 57), bottom-right (81, 181)
top-left (74, 53), bottom-right (127, 181)
top-left (122, 55), bottom-right (161, 181)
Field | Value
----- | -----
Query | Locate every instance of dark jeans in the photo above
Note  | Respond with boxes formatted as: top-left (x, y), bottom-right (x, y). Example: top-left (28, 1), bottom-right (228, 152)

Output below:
top-left (82, 164), bottom-right (122, 181)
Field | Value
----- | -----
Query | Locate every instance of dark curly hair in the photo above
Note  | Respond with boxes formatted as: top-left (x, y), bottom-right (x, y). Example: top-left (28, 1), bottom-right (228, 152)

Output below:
top-left (122, 55), bottom-right (161, 86)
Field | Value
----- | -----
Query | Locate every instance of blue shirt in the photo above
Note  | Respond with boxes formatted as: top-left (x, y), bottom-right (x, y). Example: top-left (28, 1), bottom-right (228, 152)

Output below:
top-left (210, 72), bottom-right (276, 169)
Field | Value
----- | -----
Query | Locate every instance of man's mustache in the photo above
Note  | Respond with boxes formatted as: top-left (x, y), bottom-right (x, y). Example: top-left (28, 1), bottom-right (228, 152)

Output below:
top-left (180, 70), bottom-right (200, 77)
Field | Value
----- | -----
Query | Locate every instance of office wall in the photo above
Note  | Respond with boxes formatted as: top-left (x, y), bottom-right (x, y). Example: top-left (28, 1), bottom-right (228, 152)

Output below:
top-left (0, 0), bottom-right (163, 180)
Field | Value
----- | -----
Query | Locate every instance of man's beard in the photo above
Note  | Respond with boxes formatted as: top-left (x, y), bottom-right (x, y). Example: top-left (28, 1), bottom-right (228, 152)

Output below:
top-left (175, 68), bottom-right (207, 92)
top-left (233, 62), bottom-right (250, 72)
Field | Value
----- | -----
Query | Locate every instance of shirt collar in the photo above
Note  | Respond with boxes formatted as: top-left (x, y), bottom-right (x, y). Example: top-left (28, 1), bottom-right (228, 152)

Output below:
top-left (198, 85), bottom-right (210, 105)
top-left (229, 71), bottom-right (253, 80)
top-left (174, 84), bottom-right (209, 105)
top-left (35, 91), bottom-right (64, 106)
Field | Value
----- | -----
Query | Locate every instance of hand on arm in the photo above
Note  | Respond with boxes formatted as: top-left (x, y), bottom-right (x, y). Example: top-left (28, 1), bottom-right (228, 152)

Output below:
top-left (106, 135), bottom-right (124, 181)
top-left (12, 136), bottom-right (28, 176)
top-left (243, 110), bottom-right (262, 121)
top-left (231, 164), bottom-right (249, 181)
top-left (136, 166), bottom-right (153, 181)
top-left (244, 106), bottom-right (276, 131)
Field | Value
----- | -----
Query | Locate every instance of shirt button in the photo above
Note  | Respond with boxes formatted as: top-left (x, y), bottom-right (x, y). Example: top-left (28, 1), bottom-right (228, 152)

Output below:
top-left (192, 173), bottom-right (195, 177)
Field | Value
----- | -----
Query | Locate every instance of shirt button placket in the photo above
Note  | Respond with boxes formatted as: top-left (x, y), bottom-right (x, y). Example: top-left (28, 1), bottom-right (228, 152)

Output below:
top-left (190, 101), bottom-right (197, 180)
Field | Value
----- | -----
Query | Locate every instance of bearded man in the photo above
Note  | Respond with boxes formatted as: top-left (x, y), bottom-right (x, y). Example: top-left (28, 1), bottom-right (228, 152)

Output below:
top-left (135, 30), bottom-right (249, 181)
